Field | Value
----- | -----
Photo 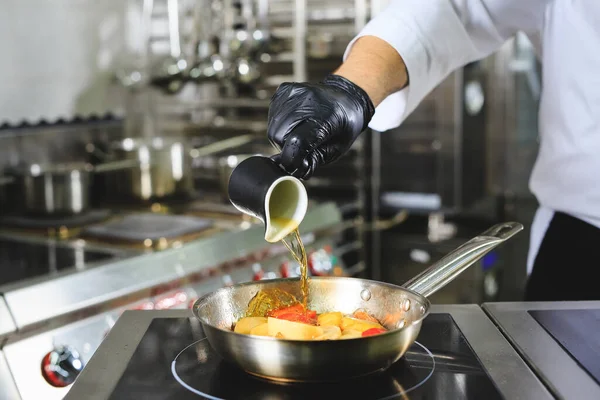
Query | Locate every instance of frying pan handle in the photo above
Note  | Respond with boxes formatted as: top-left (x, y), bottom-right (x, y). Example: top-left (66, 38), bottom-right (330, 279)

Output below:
top-left (403, 222), bottom-right (523, 298)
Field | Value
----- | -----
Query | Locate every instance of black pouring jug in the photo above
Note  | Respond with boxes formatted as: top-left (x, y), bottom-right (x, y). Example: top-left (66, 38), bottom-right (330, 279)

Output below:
top-left (227, 156), bottom-right (308, 243)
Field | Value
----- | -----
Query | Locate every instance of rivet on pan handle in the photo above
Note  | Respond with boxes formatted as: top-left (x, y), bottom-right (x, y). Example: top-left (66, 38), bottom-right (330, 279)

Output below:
top-left (402, 222), bottom-right (524, 298)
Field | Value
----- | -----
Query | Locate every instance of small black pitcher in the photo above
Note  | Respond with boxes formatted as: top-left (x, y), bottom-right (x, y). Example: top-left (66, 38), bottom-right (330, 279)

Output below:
top-left (228, 156), bottom-right (308, 243)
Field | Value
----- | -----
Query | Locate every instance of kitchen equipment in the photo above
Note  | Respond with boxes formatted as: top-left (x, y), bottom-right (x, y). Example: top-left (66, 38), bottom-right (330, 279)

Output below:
top-left (9, 160), bottom-right (137, 216)
top-left (231, 57), bottom-right (261, 85)
top-left (217, 146), bottom-right (278, 197)
top-left (228, 155), bottom-right (309, 243)
top-left (0, 203), bottom-right (351, 400)
top-left (188, 53), bottom-right (228, 83)
top-left (218, 154), bottom-right (253, 196)
top-left (114, 0), bottom-right (154, 90)
top-left (192, 221), bottom-right (523, 382)
top-left (61, 306), bottom-right (552, 400)
top-left (0, 210), bottom-right (112, 239)
top-left (529, 309), bottom-right (600, 384)
top-left (150, 0), bottom-right (187, 94)
top-left (98, 134), bottom-right (256, 202)
top-left (80, 213), bottom-right (215, 250)
top-left (484, 301), bottom-right (600, 399)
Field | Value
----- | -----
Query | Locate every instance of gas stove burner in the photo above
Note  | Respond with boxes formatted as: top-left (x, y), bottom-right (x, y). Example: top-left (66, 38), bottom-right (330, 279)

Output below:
top-left (0, 209), bottom-right (112, 231)
top-left (171, 338), bottom-right (435, 400)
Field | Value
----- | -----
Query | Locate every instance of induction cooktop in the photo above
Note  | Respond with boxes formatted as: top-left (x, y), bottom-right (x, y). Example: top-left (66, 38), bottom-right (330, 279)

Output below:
top-left (0, 236), bottom-right (117, 288)
top-left (65, 307), bottom-right (550, 400)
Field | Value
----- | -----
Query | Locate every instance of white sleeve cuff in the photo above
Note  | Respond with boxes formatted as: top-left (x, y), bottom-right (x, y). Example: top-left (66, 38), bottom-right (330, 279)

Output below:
top-left (343, 14), bottom-right (430, 132)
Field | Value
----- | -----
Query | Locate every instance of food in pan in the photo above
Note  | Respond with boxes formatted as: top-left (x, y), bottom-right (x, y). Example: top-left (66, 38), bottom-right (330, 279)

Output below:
top-left (234, 222), bottom-right (387, 340)
top-left (234, 301), bottom-right (387, 340)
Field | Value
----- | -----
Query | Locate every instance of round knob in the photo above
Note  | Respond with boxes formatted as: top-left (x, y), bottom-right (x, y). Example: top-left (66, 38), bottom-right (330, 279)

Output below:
top-left (41, 346), bottom-right (84, 387)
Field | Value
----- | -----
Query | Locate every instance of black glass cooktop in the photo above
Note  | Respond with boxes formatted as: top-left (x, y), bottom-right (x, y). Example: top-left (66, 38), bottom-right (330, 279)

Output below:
top-left (0, 237), bottom-right (115, 287)
top-left (108, 314), bottom-right (503, 399)
top-left (529, 309), bottom-right (600, 384)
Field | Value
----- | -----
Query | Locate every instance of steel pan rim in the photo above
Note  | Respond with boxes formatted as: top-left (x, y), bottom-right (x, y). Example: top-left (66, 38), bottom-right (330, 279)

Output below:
top-left (192, 276), bottom-right (431, 343)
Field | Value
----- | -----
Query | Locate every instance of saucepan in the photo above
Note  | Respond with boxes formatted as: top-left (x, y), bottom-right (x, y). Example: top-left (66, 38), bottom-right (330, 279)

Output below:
top-left (5, 160), bottom-right (138, 216)
top-left (192, 221), bottom-right (523, 382)
top-left (92, 134), bottom-right (256, 202)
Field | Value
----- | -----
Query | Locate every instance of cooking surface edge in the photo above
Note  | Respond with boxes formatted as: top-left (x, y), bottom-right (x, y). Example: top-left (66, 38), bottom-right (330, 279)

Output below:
top-left (65, 305), bottom-right (551, 400)
top-left (483, 301), bottom-right (600, 400)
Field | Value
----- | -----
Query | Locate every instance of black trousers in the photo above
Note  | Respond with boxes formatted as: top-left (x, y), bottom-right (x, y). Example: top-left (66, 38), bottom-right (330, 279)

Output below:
top-left (524, 211), bottom-right (600, 301)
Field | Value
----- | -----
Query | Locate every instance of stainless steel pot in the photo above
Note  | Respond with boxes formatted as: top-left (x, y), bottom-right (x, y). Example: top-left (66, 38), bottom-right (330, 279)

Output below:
top-left (99, 135), bottom-right (256, 202)
top-left (12, 160), bottom-right (137, 216)
top-left (192, 222), bottom-right (523, 382)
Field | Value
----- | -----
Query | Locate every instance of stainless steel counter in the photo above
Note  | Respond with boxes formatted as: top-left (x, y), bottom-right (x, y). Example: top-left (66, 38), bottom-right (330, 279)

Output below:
top-left (65, 305), bottom-right (552, 400)
top-left (0, 296), bottom-right (16, 343)
top-left (2, 202), bottom-right (343, 335)
top-left (0, 350), bottom-right (20, 400)
top-left (484, 301), bottom-right (600, 400)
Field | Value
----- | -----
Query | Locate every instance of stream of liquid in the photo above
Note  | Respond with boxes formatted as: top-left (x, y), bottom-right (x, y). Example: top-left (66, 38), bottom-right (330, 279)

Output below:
top-left (245, 222), bottom-right (309, 317)
top-left (281, 228), bottom-right (308, 308)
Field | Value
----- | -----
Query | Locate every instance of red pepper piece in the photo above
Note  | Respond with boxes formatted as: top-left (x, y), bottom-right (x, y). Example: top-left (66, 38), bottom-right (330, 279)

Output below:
top-left (361, 328), bottom-right (387, 337)
top-left (268, 304), bottom-right (318, 325)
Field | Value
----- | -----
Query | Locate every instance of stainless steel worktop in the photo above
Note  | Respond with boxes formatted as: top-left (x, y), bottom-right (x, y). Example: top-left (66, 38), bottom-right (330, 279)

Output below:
top-left (0, 297), bottom-right (16, 343)
top-left (484, 301), bottom-right (600, 400)
top-left (65, 305), bottom-right (552, 400)
top-left (2, 202), bottom-right (343, 335)
top-left (0, 350), bottom-right (20, 400)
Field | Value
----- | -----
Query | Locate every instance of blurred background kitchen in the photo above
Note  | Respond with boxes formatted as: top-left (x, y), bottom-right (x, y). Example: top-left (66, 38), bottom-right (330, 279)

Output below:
top-left (0, 0), bottom-right (541, 397)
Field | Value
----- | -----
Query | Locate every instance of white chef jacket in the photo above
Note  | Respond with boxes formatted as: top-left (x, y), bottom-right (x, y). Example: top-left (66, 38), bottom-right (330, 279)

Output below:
top-left (345, 0), bottom-right (600, 274)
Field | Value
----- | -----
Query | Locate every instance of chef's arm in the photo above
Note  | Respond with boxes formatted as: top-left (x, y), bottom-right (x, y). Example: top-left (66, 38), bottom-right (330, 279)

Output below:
top-left (337, 0), bottom-right (551, 131)
top-left (334, 36), bottom-right (408, 107)
top-left (267, 0), bottom-right (550, 178)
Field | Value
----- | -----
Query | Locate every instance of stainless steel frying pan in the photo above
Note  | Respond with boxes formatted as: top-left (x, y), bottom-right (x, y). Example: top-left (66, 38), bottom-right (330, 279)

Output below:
top-left (192, 221), bottom-right (523, 382)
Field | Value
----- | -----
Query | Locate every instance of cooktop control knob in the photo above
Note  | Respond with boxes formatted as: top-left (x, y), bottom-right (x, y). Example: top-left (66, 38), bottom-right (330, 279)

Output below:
top-left (41, 346), bottom-right (84, 387)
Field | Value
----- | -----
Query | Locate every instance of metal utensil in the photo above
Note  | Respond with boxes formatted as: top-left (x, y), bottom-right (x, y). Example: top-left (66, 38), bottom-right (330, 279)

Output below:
top-left (98, 134), bottom-right (257, 202)
top-left (11, 160), bottom-right (138, 216)
top-left (193, 221), bottom-right (523, 382)
top-left (150, 0), bottom-right (187, 94)
top-left (114, 0), bottom-right (154, 90)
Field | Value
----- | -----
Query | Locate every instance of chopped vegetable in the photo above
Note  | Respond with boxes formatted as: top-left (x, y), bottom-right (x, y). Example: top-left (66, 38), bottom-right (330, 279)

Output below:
top-left (317, 312), bottom-right (343, 328)
top-left (340, 329), bottom-right (362, 339)
top-left (268, 304), bottom-right (317, 324)
top-left (267, 317), bottom-right (324, 340)
top-left (361, 328), bottom-right (387, 337)
top-left (249, 323), bottom-right (269, 336)
top-left (341, 317), bottom-right (385, 333)
top-left (315, 325), bottom-right (342, 340)
top-left (234, 317), bottom-right (268, 334)
top-left (353, 310), bottom-right (380, 324)
top-left (235, 302), bottom-right (388, 340)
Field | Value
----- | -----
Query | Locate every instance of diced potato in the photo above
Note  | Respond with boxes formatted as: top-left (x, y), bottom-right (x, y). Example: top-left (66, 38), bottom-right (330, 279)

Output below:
top-left (341, 317), bottom-right (384, 333)
top-left (249, 323), bottom-right (269, 336)
top-left (353, 310), bottom-right (380, 324)
top-left (234, 317), bottom-right (268, 334)
top-left (267, 317), bottom-right (323, 340)
top-left (317, 312), bottom-right (343, 328)
top-left (340, 329), bottom-right (362, 339)
top-left (315, 325), bottom-right (342, 340)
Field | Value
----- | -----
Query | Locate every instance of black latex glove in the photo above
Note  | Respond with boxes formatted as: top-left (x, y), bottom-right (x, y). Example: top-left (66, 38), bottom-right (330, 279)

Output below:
top-left (267, 74), bottom-right (375, 179)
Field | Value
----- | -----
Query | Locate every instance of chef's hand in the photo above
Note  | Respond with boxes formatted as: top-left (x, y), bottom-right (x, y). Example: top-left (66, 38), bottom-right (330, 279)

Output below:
top-left (267, 74), bottom-right (375, 179)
